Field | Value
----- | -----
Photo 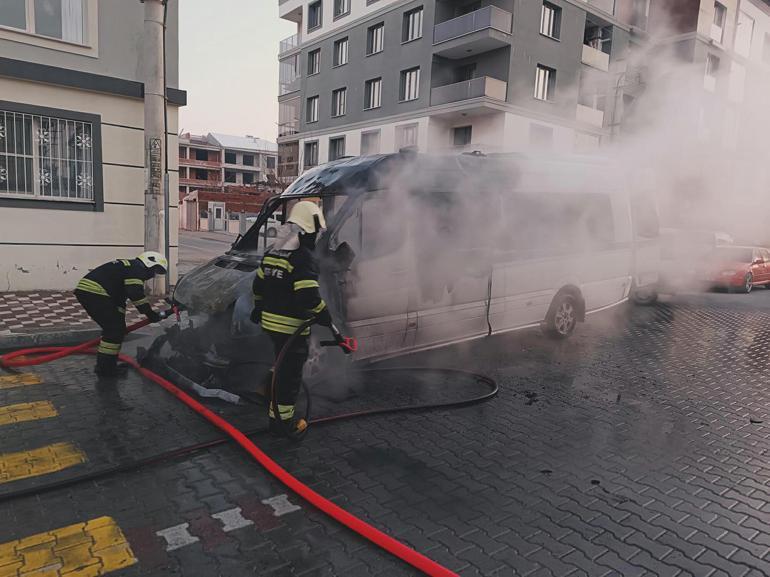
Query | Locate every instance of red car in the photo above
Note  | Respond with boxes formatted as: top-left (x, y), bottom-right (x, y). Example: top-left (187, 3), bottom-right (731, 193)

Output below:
top-left (709, 246), bottom-right (770, 293)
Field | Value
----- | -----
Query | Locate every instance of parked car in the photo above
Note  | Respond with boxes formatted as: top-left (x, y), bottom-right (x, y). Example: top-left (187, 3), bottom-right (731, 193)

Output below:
top-left (161, 152), bottom-right (659, 389)
top-left (707, 246), bottom-right (770, 293)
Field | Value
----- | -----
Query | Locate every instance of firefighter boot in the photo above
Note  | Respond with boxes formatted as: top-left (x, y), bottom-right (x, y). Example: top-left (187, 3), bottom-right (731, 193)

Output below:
top-left (95, 353), bottom-right (128, 377)
top-left (268, 403), bottom-right (307, 438)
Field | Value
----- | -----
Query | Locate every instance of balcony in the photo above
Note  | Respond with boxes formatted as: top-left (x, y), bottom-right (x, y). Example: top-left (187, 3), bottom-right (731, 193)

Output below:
top-left (180, 178), bottom-right (223, 188)
top-left (582, 44), bottom-right (610, 71)
top-left (279, 33), bottom-right (300, 55)
top-left (278, 121), bottom-right (300, 139)
top-left (179, 158), bottom-right (220, 169)
top-left (433, 6), bottom-right (512, 59)
top-left (576, 104), bottom-right (605, 127)
top-left (710, 24), bottom-right (724, 44)
top-left (431, 76), bottom-right (507, 106)
top-left (279, 77), bottom-right (301, 96)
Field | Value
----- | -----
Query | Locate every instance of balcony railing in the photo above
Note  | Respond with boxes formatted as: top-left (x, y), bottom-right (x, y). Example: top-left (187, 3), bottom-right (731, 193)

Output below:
top-left (180, 178), bottom-right (223, 188)
top-left (179, 158), bottom-right (221, 169)
top-left (279, 77), bottom-right (301, 96)
top-left (576, 104), bottom-right (604, 127)
top-left (434, 5), bottom-right (512, 45)
top-left (278, 121), bottom-right (300, 138)
top-left (430, 76), bottom-right (507, 106)
top-left (581, 44), bottom-right (610, 71)
top-left (279, 33), bottom-right (300, 54)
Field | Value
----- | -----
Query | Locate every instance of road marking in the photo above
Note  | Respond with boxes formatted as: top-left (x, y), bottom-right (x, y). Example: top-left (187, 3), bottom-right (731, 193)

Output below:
top-left (211, 508), bottom-right (253, 532)
top-left (262, 494), bottom-right (301, 516)
top-left (0, 373), bottom-right (42, 390)
top-left (0, 401), bottom-right (58, 427)
top-left (0, 442), bottom-right (86, 484)
top-left (155, 524), bottom-right (199, 551)
top-left (0, 516), bottom-right (136, 576)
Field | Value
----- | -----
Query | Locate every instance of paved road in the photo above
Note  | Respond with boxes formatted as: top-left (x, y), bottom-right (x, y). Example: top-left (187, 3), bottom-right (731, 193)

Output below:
top-left (178, 230), bottom-right (235, 276)
top-left (3, 290), bottom-right (770, 576)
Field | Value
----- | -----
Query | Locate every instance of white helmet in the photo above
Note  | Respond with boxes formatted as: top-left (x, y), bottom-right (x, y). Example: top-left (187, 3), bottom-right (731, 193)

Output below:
top-left (138, 251), bottom-right (168, 274)
top-left (287, 201), bottom-right (326, 234)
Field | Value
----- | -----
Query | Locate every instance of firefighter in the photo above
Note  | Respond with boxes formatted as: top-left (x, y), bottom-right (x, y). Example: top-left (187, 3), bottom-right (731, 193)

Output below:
top-left (74, 252), bottom-right (168, 377)
top-left (251, 201), bottom-right (338, 436)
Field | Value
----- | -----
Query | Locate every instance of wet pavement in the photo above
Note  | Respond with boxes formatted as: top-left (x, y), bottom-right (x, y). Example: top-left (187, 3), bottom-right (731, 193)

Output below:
top-left (2, 291), bottom-right (770, 576)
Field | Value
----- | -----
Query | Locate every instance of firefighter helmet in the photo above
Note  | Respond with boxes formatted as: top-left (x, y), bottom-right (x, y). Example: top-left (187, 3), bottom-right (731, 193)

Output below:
top-left (137, 251), bottom-right (168, 274)
top-left (287, 201), bottom-right (326, 234)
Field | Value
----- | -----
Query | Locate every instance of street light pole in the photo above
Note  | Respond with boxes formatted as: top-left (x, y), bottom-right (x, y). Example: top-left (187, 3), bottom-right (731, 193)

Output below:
top-left (142, 0), bottom-right (166, 296)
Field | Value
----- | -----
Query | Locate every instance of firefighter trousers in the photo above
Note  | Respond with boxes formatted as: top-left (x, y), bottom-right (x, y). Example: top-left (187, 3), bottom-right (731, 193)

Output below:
top-left (75, 291), bottom-right (126, 374)
top-left (268, 332), bottom-right (309, 421)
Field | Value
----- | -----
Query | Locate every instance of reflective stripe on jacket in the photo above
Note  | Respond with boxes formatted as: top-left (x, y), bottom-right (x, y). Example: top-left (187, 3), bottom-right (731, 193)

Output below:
top-left (74, 259), bottom-right (153, 314)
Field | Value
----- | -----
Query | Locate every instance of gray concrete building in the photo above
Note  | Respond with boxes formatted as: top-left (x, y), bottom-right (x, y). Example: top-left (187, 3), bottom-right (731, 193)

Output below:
top-left (277, 0), bottom-right (651, 173)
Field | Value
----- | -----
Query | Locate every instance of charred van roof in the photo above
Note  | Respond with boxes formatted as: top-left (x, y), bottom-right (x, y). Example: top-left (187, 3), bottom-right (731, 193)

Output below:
top-left (281, 154), bottom-right (397, 198)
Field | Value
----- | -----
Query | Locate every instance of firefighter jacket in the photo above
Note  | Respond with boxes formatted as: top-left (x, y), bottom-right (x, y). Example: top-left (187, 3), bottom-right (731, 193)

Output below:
top-left (74, 259), bottom-right (154, 315)
top-left (252, 246), bottom-right (332, 336)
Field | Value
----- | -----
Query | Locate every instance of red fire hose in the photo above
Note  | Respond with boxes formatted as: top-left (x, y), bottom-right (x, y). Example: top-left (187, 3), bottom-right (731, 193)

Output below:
top-left (0, 320), bottom-right (460, 577)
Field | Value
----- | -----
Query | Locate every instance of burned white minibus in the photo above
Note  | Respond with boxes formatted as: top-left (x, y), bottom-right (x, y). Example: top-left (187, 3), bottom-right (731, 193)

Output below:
top-left (165, 152), bottom-right (659, 386)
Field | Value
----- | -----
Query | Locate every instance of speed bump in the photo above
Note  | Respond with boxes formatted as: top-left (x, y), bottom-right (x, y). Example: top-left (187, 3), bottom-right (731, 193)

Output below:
top-left (0, 443), bottom-right (86, 484)
top-left (0, 401), bottom-right (57, 427)
top-left (0, 516), bottom-right (137, 576)
top-left (0, 374), bottom-right (42, 390)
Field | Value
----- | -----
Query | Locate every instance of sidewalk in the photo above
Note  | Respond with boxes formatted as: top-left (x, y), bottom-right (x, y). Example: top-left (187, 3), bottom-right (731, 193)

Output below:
top-left (0, 291), bottom-right (166, 350)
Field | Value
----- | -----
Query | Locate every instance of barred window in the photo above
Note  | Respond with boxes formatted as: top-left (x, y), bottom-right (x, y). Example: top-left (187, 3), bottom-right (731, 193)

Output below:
top-left (0, 109), bottom-right (96, 202)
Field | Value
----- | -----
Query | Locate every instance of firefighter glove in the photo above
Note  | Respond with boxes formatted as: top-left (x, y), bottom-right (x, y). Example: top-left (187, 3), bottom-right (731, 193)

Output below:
top-left (250, 307), bottom-right (262, 324)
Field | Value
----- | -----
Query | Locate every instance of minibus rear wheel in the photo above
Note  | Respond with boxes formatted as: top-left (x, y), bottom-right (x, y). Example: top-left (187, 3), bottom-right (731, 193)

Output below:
top-left (545, 293), bottom-right (578, 339)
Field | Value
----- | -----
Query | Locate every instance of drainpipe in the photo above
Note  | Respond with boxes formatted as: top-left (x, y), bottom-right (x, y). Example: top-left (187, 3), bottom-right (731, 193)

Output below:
top-left (141, 0), bottom-right (166, 296)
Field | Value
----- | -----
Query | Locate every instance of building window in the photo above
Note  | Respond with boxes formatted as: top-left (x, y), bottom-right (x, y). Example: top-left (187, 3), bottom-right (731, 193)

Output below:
top-left (529, 124), bottom-right (554, 149)
top-left (453, 126), bottom-right (472, 146)
top-left (243, 172), bottom-right (255, 185)
top-left (534, 65), bottom-right (556, 101)
top-left (224, 170), bottom-right (237, 183)
top-left (242, 154), bottom-right (254, 166)
top-left (308, 0), bottom-right (323, 30)
top-left (396, 123), bottom-right (418, 148)
top-left (334, 0), bottom-right (350, 19)
top-left (224, 150), bottom-right (237, 164)
top-left (364, 77), bottom-right (382, 110)
top-left (331, 87), bottom-right (347, 117)
top-left (712, 2), bottom-right (726, 43)
top-left (400, 67), bottom-right (420, 102)
top-left (540, 2), bottom-right (561, 40)
top-left (0, 105), bottom-right (102, 207)
top-left (333, 37), bottom-right (349, 67)
top-left (0, 0), bottom-right (86, 44)
top-left (194, 148), bottom-right (208, 161)
top-left (307, 48), bottom-right (321, 75)
top-left (402, 7), bottom-right (423, 43)
top-left (705, 53), bottom-right (720, 91)
top-left (304, 141), bottom-right (319, 168)
top-left (361, 130), bottom-right (381, 155)
top-left (266, 156), bottom-right (276, 169)
top-left (306, 95), bottom-right (319, 123)
top-left (329, 137), bottom-right (346, 161)
top-left (367, 22), bottom-right (384, 55)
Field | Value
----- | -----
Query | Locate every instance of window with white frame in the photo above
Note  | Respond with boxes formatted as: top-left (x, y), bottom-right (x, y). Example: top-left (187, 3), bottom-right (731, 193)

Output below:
top-left (331, 88), bottom-right (347, 117)
top-left (361, 130), bottom-right (381, 155)
top-left (540, 2), bottom-right (561, 39)
top-left (364, 77), bottom-right (382, 109)
top-left (400, 67), bottom-right (420, 102)
top-left (0, 106), bottom-right (99, 203)
top-left (712, 2), bottom-right (726, 43)
top-left (307, 48), bottom-right (321, 75)
top-left (333, 37), bottom-right (349, 66)
top-left (334, 0), bottom-right (350, 18)
top-left (306, 95), bottom-right (319, 123)
top-left (304, 141), bottom-right (319, 168)
top-left (329, 136), bottom-right (346, 161)
top-left (367, 22), bottom-right (384, 55)
top-left (534, 65), bottom-right (556, 101)
top-left (396, 124), bottom-right (418, 148)
top-left (308, 0), bottom-right (323, 30)
top-left (0, 0), bottom-right (86, 44)
top-left (402, 7), bottom-right (423, 42)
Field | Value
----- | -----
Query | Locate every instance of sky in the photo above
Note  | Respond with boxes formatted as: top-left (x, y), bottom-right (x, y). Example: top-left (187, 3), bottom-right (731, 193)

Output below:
top-left (178, 0), bottom-right (295, 142)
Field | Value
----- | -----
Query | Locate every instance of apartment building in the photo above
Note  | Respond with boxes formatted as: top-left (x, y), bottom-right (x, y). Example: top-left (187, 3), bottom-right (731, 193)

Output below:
top-left (277, 0), bottom-right (651, 172)
top-left (178, 132), bottom-right (279, 231)
top-left (0, 0), bottom-right (184, 290)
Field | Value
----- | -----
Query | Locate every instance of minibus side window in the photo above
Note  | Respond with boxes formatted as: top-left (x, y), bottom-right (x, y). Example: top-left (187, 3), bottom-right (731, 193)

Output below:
top-left (360, 194), bottom-right (406, 260)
